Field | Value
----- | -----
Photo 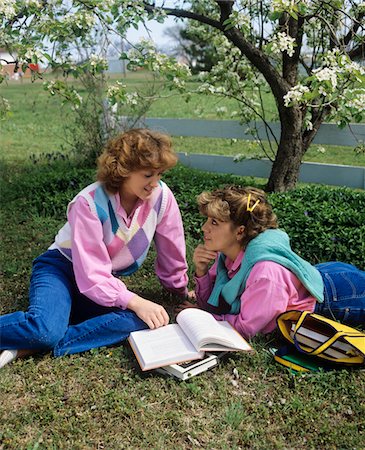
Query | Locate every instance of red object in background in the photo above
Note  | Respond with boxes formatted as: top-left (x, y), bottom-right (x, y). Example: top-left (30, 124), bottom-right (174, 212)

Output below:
top-left (28, 63), bottom-right (39, 72)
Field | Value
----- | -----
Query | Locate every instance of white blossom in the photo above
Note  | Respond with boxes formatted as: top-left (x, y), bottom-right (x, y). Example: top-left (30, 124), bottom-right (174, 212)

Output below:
top-left (0, 0), bottom-right (16, 18)
top-left (23, 48), bottom-right (44, 62)
top-left (271, 32), bottom-right (296, 57)
top-left (1, 96), bottom-right (10, 111)
top-left (172, 77), bottom-right (185, 89)
top-left (98, 0), bottom-right (115, 9)
top-left (272, 0), bottom-right (297, 13)
top-left (125, 92), bottom-right (138, 106)
top-left (272, 0), bottom-right (294, 10)
top-left (64, 11), bottom-right (95, 29)
top-left (318, 86), bottom-right (328, 97)
top-left (229, 11), bottom-right (250, 30)
top-left (107, 82), bottom-right (125, 98)
top-left (313, 67), bottom-right (337, 89)
top-left (44, 80), bottom-right (56, 95)
top-left (347, 94), bottom-right (365, 111)
top-left (23, 0), bottom-right (42, 7)
top-left (304, 119), bottom-right (313, 130)
top-left (89, 54), bottom-right (107, 68)
top-left (283, 84), bottom-right (309, 106)
top-left (71, 92), bottom-right (83, 109)
top-left (216, 106), bottom-right (228, 116)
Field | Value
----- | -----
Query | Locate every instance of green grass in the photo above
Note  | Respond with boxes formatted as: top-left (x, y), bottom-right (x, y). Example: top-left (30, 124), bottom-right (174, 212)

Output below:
top-left (1, 73), bottom-right (365, 449)
top-left (172, 136), bottom-right (365, 167)
top-left (1, 158), bottom-right (365, 449)
top-left (1, 74), bottom-right (364, 167)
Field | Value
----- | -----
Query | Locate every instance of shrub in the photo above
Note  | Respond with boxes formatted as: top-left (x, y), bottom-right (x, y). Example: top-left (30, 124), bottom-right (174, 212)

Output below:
top-left (165, 165), bottom-right (365, 268)
top-left (3, 161), bottom-right (364, 268)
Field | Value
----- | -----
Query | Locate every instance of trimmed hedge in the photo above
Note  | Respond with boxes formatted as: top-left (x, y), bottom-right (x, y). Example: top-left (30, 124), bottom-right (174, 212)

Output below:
top-left (165, 165), bottom-right (365, 268)
top-left (3, 161), bottom-right (364, 268)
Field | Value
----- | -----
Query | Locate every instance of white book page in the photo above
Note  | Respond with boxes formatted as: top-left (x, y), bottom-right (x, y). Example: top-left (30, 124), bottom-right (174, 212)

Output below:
top-left (129, 324), bottom-right (203, 370)
top-left (291, 324), bottom-right (353, 352)
top-left (176, 308), bottom-right (251, 351)
top-left (290, 331), bottom-right (348, 359)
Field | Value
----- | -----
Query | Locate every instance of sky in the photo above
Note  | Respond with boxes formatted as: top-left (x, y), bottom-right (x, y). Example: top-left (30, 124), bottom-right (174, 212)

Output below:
top-left (125, 16), bottom-right (180, 47)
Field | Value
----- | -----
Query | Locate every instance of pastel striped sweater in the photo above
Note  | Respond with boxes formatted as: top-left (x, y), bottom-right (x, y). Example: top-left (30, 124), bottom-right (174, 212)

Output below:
top-left (52, 181), bottom-right (168, 276)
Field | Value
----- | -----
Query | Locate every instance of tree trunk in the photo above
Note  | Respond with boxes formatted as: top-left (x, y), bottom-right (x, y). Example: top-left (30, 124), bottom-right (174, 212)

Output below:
top-left (266, 111), bottom-right (305, 192)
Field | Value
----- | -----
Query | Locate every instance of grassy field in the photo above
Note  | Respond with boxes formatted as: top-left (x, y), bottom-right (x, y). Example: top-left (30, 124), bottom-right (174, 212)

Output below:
top-left (1, 74), bottom-right (364, 167)
top-left (1, 74), bottom-right (365, 449)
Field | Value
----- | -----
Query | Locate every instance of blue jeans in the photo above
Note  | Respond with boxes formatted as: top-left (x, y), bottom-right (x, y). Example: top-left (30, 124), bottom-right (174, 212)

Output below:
top-left (0, 250), bottom-right (148, 356)
top-left (315, 262), bottom-right (365, 327)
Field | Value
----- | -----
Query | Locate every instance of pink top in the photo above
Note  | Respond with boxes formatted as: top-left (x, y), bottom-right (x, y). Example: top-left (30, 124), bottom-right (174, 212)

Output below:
top-left (68, 188), bottom-right (188, 310)
top-left (195, 250), bottom-right (317, 339)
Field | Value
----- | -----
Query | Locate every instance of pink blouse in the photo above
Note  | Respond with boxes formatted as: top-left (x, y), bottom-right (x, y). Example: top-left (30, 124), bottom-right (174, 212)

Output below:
top-left (195, 250), bottom-right (317, 339)
top-left (67, 187), bottom-right (188, 309)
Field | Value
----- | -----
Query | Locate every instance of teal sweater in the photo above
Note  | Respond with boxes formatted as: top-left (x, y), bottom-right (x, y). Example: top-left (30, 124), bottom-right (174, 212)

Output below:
top-left (207, 229), bottom-right (324, 314)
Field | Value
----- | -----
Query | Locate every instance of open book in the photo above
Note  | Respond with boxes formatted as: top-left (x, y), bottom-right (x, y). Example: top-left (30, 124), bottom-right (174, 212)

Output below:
top-left (128, 308), bottom-right (253, 371)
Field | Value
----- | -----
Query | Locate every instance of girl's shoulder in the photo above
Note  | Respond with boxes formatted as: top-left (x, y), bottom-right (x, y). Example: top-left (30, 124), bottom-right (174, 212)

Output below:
top-left (249, 260), bottom-right (295, 283)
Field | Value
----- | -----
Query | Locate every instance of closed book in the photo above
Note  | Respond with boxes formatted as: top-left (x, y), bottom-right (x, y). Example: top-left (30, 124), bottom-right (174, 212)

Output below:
top-left (291, 324), bottom-right (354, 353)
top-left (156, 353), bottom-right (219, 380)
top-left (289, 330), bottom-right (347, 359)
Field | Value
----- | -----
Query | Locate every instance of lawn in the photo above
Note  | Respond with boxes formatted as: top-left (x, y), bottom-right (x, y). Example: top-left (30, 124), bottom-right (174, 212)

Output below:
top-left (1, 73), bottom-right (364, 167)
top-left (1, 74), bottom-right (365, 449)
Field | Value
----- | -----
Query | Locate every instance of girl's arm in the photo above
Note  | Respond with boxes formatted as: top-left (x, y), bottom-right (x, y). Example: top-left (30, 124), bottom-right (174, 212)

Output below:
top-left (218, 276), bottom-right (290, 338)
top-left (195, 268), bottom-right (218, 308)
top-left (69, 196), bottom-right (135, 309)
top-left (69, 197), bottom-right (169, 328)
top-left (213, 262), bottom-right (317, 339)
top-left (153, 187), bottom-right (189, 298)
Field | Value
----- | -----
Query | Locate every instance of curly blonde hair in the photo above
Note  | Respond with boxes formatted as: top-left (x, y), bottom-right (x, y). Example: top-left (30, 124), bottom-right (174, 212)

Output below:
top-left (197, 185), bottom-right (278, 248)
top-left (97, 128), bottom-right (177, 193)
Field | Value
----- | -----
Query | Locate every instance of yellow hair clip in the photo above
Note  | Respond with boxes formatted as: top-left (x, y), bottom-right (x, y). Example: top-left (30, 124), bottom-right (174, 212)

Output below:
top-left (246, 193), bottom-right (260, 212)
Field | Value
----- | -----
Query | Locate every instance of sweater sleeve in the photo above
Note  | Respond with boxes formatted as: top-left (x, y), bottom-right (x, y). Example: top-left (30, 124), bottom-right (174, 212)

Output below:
top-left (68, 196), bottom-right (136, 309)
top-left (213, 261), bottom-right (317, 339)
top-left (154, 187), bottom-right (188, 298)
top-left (216, 277), bottom-right (290, 338)
top-left (194, 259), bottom-right (218, 307)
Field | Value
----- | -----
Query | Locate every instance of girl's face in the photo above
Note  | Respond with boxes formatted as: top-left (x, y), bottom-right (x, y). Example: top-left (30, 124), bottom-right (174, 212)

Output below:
top-left (202, 217), bottom-right (244, 258)
top-left (122, 168), bottom-right (164, 201)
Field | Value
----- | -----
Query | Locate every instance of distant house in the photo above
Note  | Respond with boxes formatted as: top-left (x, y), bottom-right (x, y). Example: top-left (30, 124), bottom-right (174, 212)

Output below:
top-left (0, 48), bottom-right (40, 79)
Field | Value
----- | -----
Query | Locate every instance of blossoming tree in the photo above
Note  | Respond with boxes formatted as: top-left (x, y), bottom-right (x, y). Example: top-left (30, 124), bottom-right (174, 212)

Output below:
top-left (140, 0), bottom-right (365, 191)
top-left (1, 0), bottom-right (364, 191)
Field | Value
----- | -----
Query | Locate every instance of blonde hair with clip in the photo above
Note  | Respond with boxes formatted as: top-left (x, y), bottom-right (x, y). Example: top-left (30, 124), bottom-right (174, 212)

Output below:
top-left (197, 185), bottom-right (278, 248)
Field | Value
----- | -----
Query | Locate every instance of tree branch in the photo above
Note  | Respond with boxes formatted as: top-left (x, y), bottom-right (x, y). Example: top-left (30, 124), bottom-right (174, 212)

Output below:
top-left (282, 16), bottom-right (305, 86)
top-left (142, 2), bottom-right (223, 30)
top-left (343, 11), bottom-right (365, 46)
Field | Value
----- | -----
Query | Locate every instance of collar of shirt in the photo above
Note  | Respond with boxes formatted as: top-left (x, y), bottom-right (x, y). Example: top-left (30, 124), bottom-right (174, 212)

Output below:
top-left (225, 249), bottom-right (245, 277)
top-left (114, 193), bottom-right (144, 223)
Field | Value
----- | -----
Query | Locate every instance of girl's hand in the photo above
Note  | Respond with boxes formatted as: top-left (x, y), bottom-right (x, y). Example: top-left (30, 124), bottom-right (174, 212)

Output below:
top-left (193, 244), bottom-right (217, 278)
top-left (128, 295), bottom-right (169, 329)
top-left (174, 299), bottom-right (199, 315)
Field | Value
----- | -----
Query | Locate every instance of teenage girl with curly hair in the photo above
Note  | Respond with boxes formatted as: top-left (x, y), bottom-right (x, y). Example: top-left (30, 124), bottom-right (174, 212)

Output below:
top-left (0, 129), bottom-right (189, 368)
top-left (178, 185), bottom-right (365, 338)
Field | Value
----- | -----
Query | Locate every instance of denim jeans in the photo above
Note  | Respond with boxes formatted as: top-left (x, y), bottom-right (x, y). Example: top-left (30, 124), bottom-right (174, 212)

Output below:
top-left (315, 262), bottom-right (365, 327)
top-left (0, 249), bottom-right (148, 356)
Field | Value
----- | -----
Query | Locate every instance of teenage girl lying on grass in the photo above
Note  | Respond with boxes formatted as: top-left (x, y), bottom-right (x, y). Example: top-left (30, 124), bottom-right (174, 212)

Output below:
top-left (177, 186), bottom-right (365, 338)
